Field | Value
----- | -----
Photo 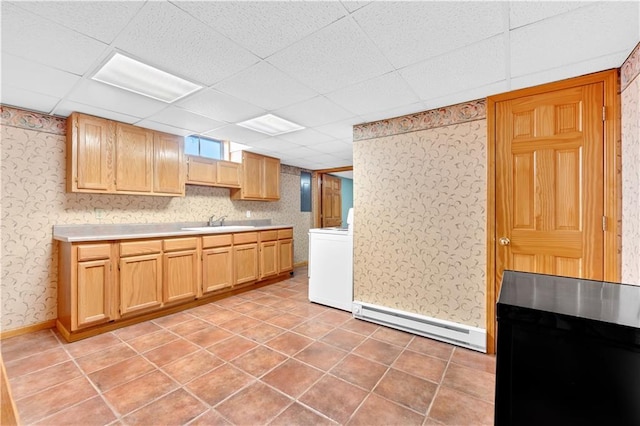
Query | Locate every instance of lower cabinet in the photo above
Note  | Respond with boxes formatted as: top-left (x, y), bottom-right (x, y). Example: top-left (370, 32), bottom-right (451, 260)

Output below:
top-left (57, 227), bottom-right (294, 341)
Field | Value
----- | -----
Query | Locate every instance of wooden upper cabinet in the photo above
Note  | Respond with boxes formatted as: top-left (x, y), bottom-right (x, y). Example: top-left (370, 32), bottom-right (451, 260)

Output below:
top-left (154, 132), bottom-right (184, 195)
top-left (115, 123), bottom-right (153, 193)
top-left (230, 151), bottom-right (281, 201)
top-left (185, 155), bottom-right (241, 188)
top-left (67, 113), bottom-right (113, 192)
top-left (66, 112), bottom-right (185, 197)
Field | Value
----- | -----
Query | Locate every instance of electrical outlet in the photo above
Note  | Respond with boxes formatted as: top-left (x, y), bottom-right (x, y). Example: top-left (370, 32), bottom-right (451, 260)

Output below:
top-left (94, 208), bottom-right (105, 219)
top-left (246, 210), bottom-right (251, 218)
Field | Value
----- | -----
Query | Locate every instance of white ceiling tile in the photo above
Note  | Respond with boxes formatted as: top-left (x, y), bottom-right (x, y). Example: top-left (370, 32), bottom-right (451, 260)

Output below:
top-left (54, 100), bottom-right (140, 123)
top-left (146, 107), bottom-right (225, 134)
top-left (1, 54), bottom-right (81, 98)
top-left (359, 101), bottom-right (427, 124)
top-left (421, 81), bottom-right (509, 112)
top-left (315, 118), bottom-right (362, 140)
top-left (305, 140), bottom-right (353, 154)
top-left (214, 61), bottom-right (318, 110)
top-left (277, 129), bottom-right (334, 146)
top-left (509, 2), bottom-right (592, 29)
top-left (326, 72), bottom-right (419, 116)
top-left (10, 1), bottom-right (145, 43)
top-left (510, 2), bottom-right (639, 77)
top-left (248, 138), bottom-right (302, 153)
top-left (353, 1), bottom-right (504, 69)
top-left (175, 89), bottom-right (266, 123)
top-left (341, 1), bottom-right (372, 13)
top-left (400, 36), bottom-right (506, 101)
top-left (267, 17), bottom-right (394, 93)
top-left (0, 86), bottom-right (60, 114)
top-left (273, 96), bottom-right (358, 127)
top-left (173, 1), bottom-right (347, 58)
top-left (133, 120), bottom-right (193, 137)
top-left (113, 2), bottom-right (259, 86)
top-left (1, 3), bottom-right (108, 75)
top-left (279, 146), bottom-right (323, 160)
top-left (203, 124), bottom-right (268, 143)
top-left (66, 79), bottom-right (167, 118)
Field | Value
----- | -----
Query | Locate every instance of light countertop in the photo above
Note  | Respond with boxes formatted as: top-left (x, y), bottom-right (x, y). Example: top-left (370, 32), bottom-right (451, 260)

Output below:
top-left (53, 221), bottom-right (293, 242)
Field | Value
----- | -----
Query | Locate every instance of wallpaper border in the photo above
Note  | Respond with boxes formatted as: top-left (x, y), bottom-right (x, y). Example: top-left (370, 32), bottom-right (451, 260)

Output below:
top-left (1, 105), bottom-right (66, 136)
top-left (353, 99), bottom-right (486, 141)
top-left (621, 42), bottom-right (640, 91)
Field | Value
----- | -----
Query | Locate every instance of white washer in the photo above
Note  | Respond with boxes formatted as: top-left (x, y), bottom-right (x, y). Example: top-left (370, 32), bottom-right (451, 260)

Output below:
top-left (308, 226), bottom-right (353, 312)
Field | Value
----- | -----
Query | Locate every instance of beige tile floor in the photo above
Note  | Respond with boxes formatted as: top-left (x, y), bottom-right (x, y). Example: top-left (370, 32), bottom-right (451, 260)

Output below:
top-left (2, 267), bottom-right (496, 425)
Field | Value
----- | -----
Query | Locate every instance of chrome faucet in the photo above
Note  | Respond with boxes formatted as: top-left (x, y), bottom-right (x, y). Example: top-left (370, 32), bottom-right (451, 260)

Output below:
top-left (208, 215), bottom-right (227, 227)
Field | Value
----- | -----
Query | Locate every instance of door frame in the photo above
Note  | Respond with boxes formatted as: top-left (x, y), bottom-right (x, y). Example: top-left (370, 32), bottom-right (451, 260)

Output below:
top-left (312, 166), bottom-right (353, 228)
top-left (485, 69), bottom-right (621, 354)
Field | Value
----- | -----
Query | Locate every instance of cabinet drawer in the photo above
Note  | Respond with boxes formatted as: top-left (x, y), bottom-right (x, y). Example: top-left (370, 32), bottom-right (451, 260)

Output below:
top-left (277, 228), bottom-right (293, 239)
top-left (260, 230), bottom-right (278, 242)
top-left (233, 232), bottom-right (258, 245)
top-left (120, 240), bottom-right (162, 257)
top-left (77, 244), bottom-right (111, 261)
top-left (164, 237), bottom-right (198, 252)
top-left (202, 234), bottom-right (232, 249)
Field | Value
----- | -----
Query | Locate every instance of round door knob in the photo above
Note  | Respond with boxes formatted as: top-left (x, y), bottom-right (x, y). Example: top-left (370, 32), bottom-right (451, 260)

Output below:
top-left (499, 237), bottom-right (511, 246)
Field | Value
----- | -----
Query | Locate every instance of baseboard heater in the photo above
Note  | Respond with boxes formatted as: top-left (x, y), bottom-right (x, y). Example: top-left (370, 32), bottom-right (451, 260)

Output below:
top-left (352, 301), bottom-right (487, 353)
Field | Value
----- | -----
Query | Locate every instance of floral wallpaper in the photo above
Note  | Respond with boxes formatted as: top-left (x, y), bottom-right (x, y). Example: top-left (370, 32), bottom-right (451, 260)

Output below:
top-left (622, 42), bottom-right (640, 284)
top-left (1, 107), bottom-right (312, 332)
top-left (353, 119), bottom-right (487, 328)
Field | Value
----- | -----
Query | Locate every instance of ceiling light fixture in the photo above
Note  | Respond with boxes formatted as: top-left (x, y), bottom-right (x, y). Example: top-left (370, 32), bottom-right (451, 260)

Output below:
top-left (92, 53), bottom-right (202, 103)
top-left (236, 114), bottom-right (305, 136)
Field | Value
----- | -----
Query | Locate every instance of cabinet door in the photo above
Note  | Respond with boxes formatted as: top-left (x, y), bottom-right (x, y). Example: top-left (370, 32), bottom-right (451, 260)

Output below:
top-left (278, 239), bottom-right (293, 273)
top-left (259, 241), bottom-right (278, 280)
top-left (186, 155), bottom-right (216, 185)
top-left (76, 259), bottom-right (112, 328)
top-left (242, 152), bottom-right (263, 198)
top-left (73, 113), bottom-right (112, 191)
top-left (234, 243), bottom-right (258, 285)
top-left (263, 156), bottom-right (280, 199)
top-left (216, 161), bottom-right (241, 188)
top-left (203, 246), bottom-right (233, 293)
top-left (120, 253), bottom-right (162, 315)
top-left (115, 123), bottom-right (153, 193)
top-left (154, 132), bottom-right (184, 195)
top-left (163, 250), bottom-right (197, 303)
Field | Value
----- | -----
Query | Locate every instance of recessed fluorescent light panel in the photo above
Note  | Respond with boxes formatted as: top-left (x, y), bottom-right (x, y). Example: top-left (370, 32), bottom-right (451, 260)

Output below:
top-left (236, 114), bottom-right (305, 136)
top-left (92, 53), bottom-right (202, 103)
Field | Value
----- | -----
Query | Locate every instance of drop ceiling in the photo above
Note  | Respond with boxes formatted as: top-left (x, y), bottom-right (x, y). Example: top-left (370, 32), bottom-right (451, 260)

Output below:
top-left (2, 1), bottom-right (638, 171)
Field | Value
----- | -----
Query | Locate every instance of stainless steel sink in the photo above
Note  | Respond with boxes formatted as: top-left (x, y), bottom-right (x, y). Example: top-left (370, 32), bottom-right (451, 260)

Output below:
top-left (181, 226), bottom-right (256, 233)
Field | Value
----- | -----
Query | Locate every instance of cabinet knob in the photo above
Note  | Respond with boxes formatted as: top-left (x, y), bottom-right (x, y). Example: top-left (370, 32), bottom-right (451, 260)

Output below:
top-left (499, 237), bottom-right (511, 246)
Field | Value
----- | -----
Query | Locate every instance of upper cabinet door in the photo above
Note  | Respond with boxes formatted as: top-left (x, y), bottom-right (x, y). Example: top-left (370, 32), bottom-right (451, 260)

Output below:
top-left (115, 123), bottom-right (153, 193)
top-left (242, 151), bottom-right (263, 198)
top-left (153, 132), bottom-right (184, 195)
top-left (68, 113), bottom-right (113, 192)
top-left (263, 156), bottom-right (280, 200)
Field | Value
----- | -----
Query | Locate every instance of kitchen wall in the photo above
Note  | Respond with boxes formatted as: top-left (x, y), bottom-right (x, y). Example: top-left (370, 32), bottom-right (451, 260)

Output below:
top-left (353, 101), bottom-right (487, 328)
top-left (352, 41), bottom-right (640, 328)
top-left (0, 106), bottom-right (312, 332)
top-left (622, 42), bottom-right (640, 284)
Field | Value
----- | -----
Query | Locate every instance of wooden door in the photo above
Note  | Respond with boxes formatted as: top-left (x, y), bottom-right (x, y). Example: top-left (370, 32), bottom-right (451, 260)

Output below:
top-left (119, 253), bottom-right (162, 315)
top-left (259, 240), bottom-right (278, 280)
top-left (163, 250), bottom-right (197, 303)
top-left (186, 155), bottom-right (217, 185)
top-left (242, 152), bottom-right (263, 198)
top-left (322, 175), bottom-right (342, 227)
top-left (278, 239), bottom-right (293, 273)
top-left (234, 243), bottom-right (258, 285)
top-left (115, 123), bottom-right (153, 193)
top-left (76, 258), bottom-right (112, 328)
top-left (495, 83), bottom-right (604, 296)
top-left (202, 246), bottom-right (233, 293)
top-left (73, 113), bottom-right (112, 191)
top-left (154, 132), bottom-right (184, 195)
top-left (263, 156), bottom-right (281, 199)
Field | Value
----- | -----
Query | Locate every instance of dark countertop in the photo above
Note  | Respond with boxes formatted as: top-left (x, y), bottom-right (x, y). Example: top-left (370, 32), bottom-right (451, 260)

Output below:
top-left (498, 270), bottom-right (640, 329)
top-left (53, 220), bottom-right (293, 242)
